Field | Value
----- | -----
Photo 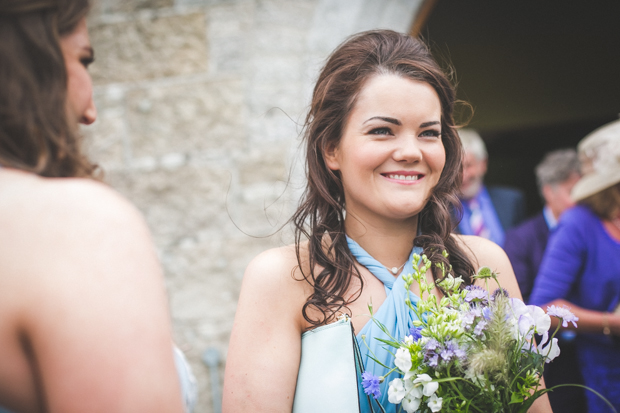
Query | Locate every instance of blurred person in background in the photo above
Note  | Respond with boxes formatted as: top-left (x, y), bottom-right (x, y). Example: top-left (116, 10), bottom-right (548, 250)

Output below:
top-left (456, 129), bottom-right (526, 246)
top-left (504, 149), bottom-right (581, 303)
top-left (504, 148), bottom-right (585, 413)
top-left (530, 119), bottom-right (620, 412)
top-left (0, 0), bottom-right (191, 411)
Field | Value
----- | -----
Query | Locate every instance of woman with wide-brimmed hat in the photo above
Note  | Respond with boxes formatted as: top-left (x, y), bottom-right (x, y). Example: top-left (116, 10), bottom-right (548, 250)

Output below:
top-left (530, 118), bottom-right (620, 412)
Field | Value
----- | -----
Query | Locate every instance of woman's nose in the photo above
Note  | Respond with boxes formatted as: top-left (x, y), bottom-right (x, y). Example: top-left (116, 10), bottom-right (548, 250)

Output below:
top-left (80, 98), bottom-right (97, 125)
top-left (393, 136), bottom-right (422, 162)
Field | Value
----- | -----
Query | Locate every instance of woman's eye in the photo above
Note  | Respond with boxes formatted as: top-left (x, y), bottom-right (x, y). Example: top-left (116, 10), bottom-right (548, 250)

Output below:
top-left (80, 57), bottom-right (94, 69)
top-left (420, 129), bottom-right (441, 138)
top-left (369, 127), bottom-right (392, 136)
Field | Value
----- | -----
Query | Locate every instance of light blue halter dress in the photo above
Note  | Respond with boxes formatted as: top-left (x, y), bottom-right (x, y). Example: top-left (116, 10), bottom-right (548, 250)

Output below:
top-left (346, 236), bottom-right (423, 413)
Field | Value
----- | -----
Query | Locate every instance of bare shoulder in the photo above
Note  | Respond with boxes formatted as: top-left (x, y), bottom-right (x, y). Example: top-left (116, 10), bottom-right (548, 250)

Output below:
top-left (452, 234), bottom-right (510, 271)
top-left (241, 243), bottom-right (312, 310)
top-left (2, 172), bottom-right (142, 228)
top-left (0, 171), bottom-right (161, 299)
top-left (452, 234), bottom-right (522, 298)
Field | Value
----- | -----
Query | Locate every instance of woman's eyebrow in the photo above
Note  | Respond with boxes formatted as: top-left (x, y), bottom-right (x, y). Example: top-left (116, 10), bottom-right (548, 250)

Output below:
top-left (363, 116), bottom-right (401, 125)
top-left (420, 121), bottom-right (440, 128)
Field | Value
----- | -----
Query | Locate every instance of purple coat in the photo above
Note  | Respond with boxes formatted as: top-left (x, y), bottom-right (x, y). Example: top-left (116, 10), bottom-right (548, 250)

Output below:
top-left (503, 212), bottom-right (549, 303)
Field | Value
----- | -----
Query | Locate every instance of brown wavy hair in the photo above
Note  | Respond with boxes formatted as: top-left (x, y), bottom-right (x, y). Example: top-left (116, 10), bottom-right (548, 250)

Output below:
top-left (0, 0), bottom-right (98, 178)
top-left (292, 30), bottom-right (475, 327)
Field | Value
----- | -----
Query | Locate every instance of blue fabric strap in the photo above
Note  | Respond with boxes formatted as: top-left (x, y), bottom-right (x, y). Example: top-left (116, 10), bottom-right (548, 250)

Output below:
top-left (346, 236), bottom-right (423, 413)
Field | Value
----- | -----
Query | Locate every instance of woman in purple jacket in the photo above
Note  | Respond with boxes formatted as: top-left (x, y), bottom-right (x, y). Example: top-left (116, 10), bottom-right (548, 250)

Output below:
top-left (530, 118), bottom-right (620, 412)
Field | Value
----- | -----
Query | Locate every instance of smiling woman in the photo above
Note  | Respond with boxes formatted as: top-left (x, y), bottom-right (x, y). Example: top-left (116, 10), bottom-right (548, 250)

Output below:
top-left (223, 30), bottom-right (552, 413)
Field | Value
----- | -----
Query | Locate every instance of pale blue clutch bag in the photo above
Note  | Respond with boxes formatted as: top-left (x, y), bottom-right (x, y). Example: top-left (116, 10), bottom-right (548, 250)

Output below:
top-left (292, 316), bottom-right (363, 413)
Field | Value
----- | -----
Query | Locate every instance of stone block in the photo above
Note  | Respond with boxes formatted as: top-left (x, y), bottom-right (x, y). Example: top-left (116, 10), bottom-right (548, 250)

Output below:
top-left (126, 79), bottom-right (246, 159)
top-left (250, 26), bottom-right (306, 55)
top-left (254, 0), bottom-right (316, 29)
top-left (88, 12), bottom-right (208, 84)
top-left (238, 148), bottom-right (288, 185)
top-left (100, 0), bottom-right (174, 15)
top-left (105, 164), bottom-right (231, 248)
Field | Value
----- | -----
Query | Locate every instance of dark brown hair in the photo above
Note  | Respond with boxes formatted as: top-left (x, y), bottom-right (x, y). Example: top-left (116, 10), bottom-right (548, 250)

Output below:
top-left (0, 0), bottom-right (97, 178)
top-left (580, 183), bottom-right (620, 221)
top-left (292, 30), bottom-right (475, 327)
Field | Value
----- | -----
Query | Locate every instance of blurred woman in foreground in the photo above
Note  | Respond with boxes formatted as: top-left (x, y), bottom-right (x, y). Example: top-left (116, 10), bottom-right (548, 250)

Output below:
top-left (0, 1), bottom-right (186, 411)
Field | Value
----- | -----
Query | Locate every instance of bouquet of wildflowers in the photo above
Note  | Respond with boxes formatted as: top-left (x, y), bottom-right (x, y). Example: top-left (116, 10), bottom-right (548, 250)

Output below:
top-left (361, 251), bottom-right (592, 413)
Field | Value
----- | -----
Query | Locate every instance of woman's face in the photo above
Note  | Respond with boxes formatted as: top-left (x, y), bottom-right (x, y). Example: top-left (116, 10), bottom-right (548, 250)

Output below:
top-left (60, 18), bottom-right (97, 125)
top-left (325, 74), bottom-right (445, 224)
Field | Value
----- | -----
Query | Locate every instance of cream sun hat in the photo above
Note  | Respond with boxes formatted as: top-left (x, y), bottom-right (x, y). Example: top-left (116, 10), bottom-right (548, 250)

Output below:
top-left (571, 118), bottom-right (620, 202)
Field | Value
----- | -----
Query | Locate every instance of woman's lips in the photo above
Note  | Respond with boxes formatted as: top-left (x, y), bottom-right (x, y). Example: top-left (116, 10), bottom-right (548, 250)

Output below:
top-left (381, 172), bottom-right (424, 183)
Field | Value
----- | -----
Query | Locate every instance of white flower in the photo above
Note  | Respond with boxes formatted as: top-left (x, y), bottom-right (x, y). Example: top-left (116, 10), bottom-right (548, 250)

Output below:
top-left (394, 347), bottom-right (412, 372)
top-left (403, 335), bottom-right (414, 346)
top-left (413, 373), bottom-right (439, 397)
top-left (427, 393), bottom-right (443, 412)
top-left (510, 300), bottom-right (551, 339)
top-left (402, 393), bottom-right (422, 413)
top-left (388, 378), bottom-right (407, 404)
top-left (537, 332), bottom-right (561, 363)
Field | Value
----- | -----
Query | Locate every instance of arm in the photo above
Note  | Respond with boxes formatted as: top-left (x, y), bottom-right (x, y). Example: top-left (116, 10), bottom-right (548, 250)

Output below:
top-left (223, 247), bottom-right (308, 412)
top-left (458, 235), bottom-right (553, 413)
top-left (12, 180), bottom-right (184, 412)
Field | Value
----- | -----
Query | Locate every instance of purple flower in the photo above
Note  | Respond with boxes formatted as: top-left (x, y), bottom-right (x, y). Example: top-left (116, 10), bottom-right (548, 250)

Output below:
top-left (425, 339), bottom-right (440, 351)
top-left (465, 285), bottom-right (488, 305)
top-left (427, 353), bottom-right (439, 367)
top-left (474, 320), bottom-right (487, 336)
top-left (409, 327), bottom-right (423, 341)
top-left (424, 339), bottom-right (441, 367)
top-left (462, 308), bottom-right (482, 328)
top-left (445, 340), bottom-right (467, 361)
top-left (361, 371), bottom-right (382, 399)
top-left (546, 305), bottom-right (579, 328)
top-left (492, 288), bottom-right (510, 300)
top-left (482, 307), bottom-right (493, 320)
top-left (440, 347), bottom-right (454, 361)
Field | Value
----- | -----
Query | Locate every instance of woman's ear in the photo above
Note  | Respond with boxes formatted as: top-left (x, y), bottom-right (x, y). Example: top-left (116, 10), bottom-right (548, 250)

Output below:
top-left (323, 143), bottom-right (341, 171)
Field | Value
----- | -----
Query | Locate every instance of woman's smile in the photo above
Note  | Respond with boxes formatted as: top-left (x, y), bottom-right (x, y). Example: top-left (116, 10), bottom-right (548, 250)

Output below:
top-left (381, 171), bottom-right (425, 184)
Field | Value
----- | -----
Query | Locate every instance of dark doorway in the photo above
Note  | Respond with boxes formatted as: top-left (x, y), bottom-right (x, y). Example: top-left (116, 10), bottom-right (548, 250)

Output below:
top-left (420, 0), bottom-right (620, 216)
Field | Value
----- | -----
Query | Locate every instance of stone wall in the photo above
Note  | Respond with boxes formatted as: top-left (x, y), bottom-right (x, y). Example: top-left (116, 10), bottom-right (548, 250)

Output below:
top-left (85, 0), bottom-right (422, 411)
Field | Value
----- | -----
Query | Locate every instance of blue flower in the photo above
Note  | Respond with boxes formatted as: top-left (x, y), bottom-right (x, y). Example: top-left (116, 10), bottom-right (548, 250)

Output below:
top-left (482, 307), bottom-right (493, 320)
top-left (409, 326), bottom-right (423, 341)
top-left (361, 371), bottom-right (382, 399)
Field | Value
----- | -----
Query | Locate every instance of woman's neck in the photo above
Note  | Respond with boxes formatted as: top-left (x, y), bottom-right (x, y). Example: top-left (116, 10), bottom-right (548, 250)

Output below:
top-left (345, 212), bottom-right (418, 269)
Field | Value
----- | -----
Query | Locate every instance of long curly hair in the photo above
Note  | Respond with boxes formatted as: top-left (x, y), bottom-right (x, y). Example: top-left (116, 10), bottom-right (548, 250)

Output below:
top-left (292, 30), bottom-right (474, 327)
top-left (0, 0), bottom-right (98, 178)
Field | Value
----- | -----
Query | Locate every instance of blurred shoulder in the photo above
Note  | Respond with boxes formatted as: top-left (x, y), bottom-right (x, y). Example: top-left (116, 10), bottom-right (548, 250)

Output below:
top-left (0, 169), bottom-right (144, 233)
top-left (560, 204), bottom-right (596, 224)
